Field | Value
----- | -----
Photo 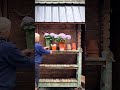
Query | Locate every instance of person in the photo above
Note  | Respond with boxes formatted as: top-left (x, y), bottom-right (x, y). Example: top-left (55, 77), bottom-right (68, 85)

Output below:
top-left (0, 17), bottom-right (34, 90)
top-left (35, 33), bottom-right (52, 90)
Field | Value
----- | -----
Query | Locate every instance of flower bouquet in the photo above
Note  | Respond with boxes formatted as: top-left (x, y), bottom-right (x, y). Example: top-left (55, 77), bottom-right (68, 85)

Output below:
top-left (54, 33), bottom-right (71, 50)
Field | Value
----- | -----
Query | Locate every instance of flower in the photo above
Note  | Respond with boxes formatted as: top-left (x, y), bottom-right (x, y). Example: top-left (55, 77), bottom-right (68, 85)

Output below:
top-left (50, 33), bottom-right (56, 37)
top-left (43, 32), bottom-right (71, 43)
top-left (55, 33), bottom-right (67, 43)
top-left (44, 33), bottom-right (49, 37)
top-left (54, 34), bottom-right (58, 38)
top-left (21, 16), bottom-right (35, 31)
top-left (66, 35), bottom-right (71, 40)
top-left (44, 33), bottom-right (56, 41)
top-left (21, 16), bottom-right (34, 24)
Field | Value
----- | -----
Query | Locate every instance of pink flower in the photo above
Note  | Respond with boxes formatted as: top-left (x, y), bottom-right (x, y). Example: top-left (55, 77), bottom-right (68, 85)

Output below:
top-left (66, 35), bottom-right (71, 39)
top-left (58, 33), bottom-right (66, 38)
top-left (54, 34), bottom-right (58, 38)
top-left (61, 34), bottom-right (67, 39)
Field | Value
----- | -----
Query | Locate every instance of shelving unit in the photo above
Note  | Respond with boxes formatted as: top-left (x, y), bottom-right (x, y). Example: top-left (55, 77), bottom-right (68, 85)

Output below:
top-left (39, 48), bottom-right (82, 88)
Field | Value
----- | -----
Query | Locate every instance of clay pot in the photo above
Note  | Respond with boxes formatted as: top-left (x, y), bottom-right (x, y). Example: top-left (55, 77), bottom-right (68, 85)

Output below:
top-left (87, 40), bottom-right (99, 58)
top-left (72, 43), bottom-right (77, 50)
top-left (59, 42), bottom-right (66, 51)
top-left (51, 44), bottom-right (57, 50)
top-left (66, 44), bottom-right (72, 50)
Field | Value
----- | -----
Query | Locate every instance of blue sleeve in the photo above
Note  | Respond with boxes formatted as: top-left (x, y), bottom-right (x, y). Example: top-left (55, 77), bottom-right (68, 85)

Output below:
top-left (35, 43), bottom-right (50, 55)
top-left (7, 43), bottom-right (34, 67)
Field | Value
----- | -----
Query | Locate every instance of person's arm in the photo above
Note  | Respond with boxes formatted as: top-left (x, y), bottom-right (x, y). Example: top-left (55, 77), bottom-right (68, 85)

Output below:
top-left (22, 49), bottom-right (34, 57)
top-left (6, 43), bottom-right (34, 67)
top-left (35, 43), bottom-right (52, 55)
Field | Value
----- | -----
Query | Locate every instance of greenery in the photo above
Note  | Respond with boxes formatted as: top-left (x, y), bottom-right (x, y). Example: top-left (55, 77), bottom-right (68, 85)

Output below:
top-left (21, 16), bottom-right (35, 31)
top-left (21, 16), bottom-right (35, 49)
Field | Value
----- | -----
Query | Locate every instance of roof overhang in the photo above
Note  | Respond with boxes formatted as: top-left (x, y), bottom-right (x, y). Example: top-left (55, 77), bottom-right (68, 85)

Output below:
top-left (35, 0), bottom-right (85, 4)
top-left (35, 4), bottom-right (85, 23)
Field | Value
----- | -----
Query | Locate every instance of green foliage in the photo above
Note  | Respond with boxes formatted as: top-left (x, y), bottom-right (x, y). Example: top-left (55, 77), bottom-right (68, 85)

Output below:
top-left (21, 22), bottom-right (35, 31)
top-left (54, 36), bottom-right (66, 43)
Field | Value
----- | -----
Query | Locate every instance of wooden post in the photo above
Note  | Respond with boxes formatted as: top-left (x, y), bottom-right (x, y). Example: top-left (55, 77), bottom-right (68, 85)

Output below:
top-left (0, 0), bottom-right (8, 17)
top-left (100, 51), bottom-right (113, 90)
top-left (77, 25), bottom-right (81, 49)
top-left (76, 24), bottom-right (82, 88)
top-left (3, 0), bottom-right (8, 17)
top-left (100, 0), bottom-right (112, 90)
top-left (100, 60), bottom-right (112, 90)
top-left (77, 48), bottom-right (82, 88)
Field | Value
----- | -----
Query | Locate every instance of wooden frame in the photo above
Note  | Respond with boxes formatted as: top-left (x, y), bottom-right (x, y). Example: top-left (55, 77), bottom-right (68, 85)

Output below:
top-left (36, 23), bottom-right (83, 88)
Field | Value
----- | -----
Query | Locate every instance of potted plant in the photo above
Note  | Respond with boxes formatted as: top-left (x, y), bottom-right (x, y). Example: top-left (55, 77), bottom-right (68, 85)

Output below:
top-left (21, 16), bottom-right (35, 49)
top-left (66, 35), bottom-right (72, 50)
top-left (54, 33), bottom-right (68, 50)
top-left (44, 33), bottom-right (55, 48)
top-left (44, 32), bottom-right (72, 50)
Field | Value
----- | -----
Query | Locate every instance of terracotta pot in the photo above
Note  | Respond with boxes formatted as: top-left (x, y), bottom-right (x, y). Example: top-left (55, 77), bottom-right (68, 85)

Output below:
top-left (51, 44), bottom-right (57, 50)
top-left (66, 44), bottom-right (71, 50)
top-left (72, 43), bottom-right (77, 50)
top-left (59, 42), bottom-right (66, 51)
top-left (52, 41), bottom-right (59, 50)
top-left (87, 40), bottom-right (99, 58)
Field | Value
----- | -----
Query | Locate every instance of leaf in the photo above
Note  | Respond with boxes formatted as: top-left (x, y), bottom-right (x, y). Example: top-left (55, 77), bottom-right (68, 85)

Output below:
top-left (23, 26), bottom-right (29, 30)
top-left (28, 25), bottom-right (35, 30)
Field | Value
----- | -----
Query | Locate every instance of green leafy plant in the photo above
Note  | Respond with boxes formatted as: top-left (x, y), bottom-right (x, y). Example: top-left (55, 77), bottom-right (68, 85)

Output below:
top-left (20, 16), bottom-right (35, 49)
top-left (21, 16), bottom-right (35, 31)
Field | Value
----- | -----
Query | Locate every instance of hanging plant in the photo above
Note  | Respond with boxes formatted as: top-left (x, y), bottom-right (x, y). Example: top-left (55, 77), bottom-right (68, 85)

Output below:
top-left (21, 16), bottom-right (35, 31)
top-left (21, 16), bottom-right (35, 49)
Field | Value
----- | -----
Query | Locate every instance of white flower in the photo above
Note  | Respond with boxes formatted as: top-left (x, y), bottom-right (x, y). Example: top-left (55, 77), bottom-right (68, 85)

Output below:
top-left (50, 33), bottom-right (55, 37)
top-left (54, 34), bottom-right (58, 38)
top-left (22, 16), bottom-right (34, 24)
top-left (44, 33), bottom-right (49, 37)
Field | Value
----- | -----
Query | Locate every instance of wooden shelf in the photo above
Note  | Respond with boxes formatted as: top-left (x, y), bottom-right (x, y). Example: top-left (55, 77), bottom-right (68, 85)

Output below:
top-left (85, 57), bottom-right (106, 65)
top-left (39, 79), bottom-right (78, 83)
top-left (40, 64), bottom-right (78, 69)
top-left (38, 49), bottom-right (82, 88)
top-left (52, 50), bottom-right (79, 54)
top-left (39, 79), bottom-right (78, 87)
top-left (86, 57), bottom-right (105, 61)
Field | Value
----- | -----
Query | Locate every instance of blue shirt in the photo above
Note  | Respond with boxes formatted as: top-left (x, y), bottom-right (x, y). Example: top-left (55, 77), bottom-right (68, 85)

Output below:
top-left (0, 37), bottom-right (34, 88)
top-left (35, 43), bottom-right (50, 64)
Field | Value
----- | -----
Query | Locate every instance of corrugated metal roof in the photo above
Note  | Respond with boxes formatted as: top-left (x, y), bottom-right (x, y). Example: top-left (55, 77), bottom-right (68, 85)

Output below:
top-left (35, 5), bottom-right (85, 23)
top-left (35, 0), bottom-right (85, 4)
